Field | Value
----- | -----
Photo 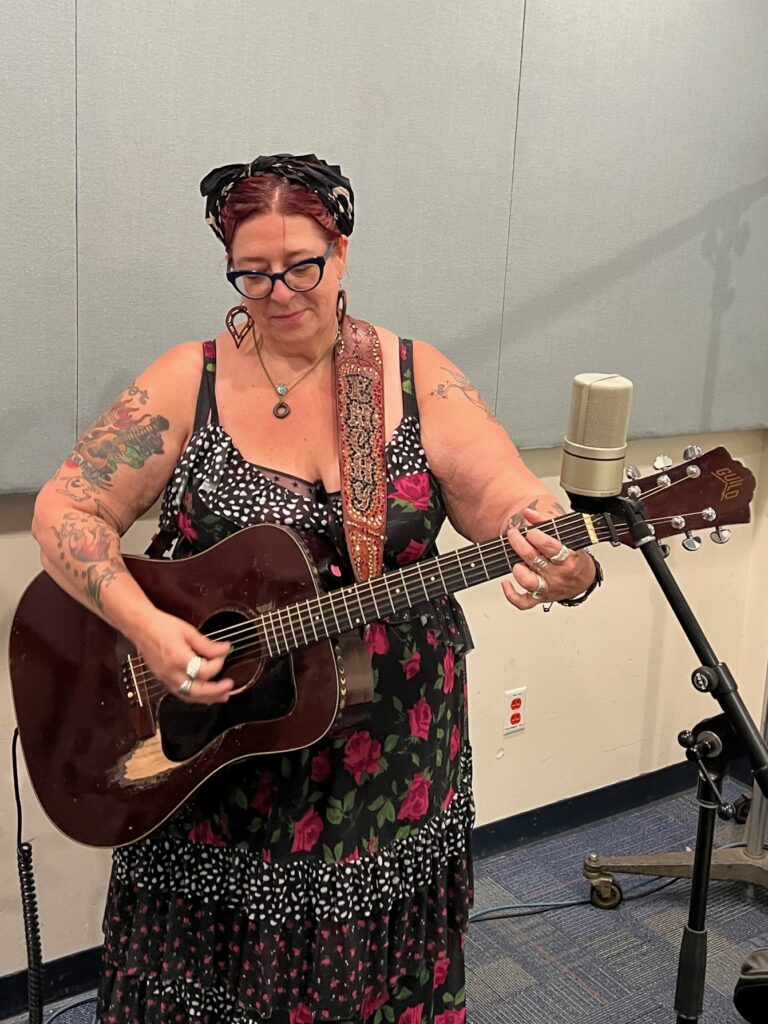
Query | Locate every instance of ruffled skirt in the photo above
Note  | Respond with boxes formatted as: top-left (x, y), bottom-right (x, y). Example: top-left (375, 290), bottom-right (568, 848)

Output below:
top-left (97, 782), bottom-right (474, 1023)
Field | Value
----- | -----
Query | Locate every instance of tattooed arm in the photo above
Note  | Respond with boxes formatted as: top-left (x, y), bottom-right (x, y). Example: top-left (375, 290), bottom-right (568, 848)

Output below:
top-left (33, 345), bottom-right (198, 629)
top-left (32, 343), bottom-right (233, 702)
top-left (414, 340), bottom-right (596, 606)
top-left (414, 341), bottom-right (566, 541)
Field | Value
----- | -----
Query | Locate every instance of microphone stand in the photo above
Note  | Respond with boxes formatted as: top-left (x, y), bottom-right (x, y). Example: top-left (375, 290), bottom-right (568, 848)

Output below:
top-left (571, 494), bottom-right (768, 1023)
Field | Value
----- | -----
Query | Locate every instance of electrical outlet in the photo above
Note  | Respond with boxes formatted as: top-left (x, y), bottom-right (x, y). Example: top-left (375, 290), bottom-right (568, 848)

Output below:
top-left (503, 686), bottom-right (527, 735)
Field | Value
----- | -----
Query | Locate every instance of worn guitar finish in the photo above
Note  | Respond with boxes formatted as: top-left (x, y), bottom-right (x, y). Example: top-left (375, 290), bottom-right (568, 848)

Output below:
top-left (9, 447), bottom-right (755, 847)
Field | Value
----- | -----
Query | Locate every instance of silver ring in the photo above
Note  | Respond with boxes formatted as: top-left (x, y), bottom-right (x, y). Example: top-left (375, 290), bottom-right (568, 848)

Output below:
top-left (550, 544), bottom-right (571, 564)
top-left (531, 555), bottom-right (548, 572)
top-left (179, 676), bottom-right (194, 696)
top-left (530, 573), bottom-right (546, 600)
top-left (185, 655), bottom-right (202, 680)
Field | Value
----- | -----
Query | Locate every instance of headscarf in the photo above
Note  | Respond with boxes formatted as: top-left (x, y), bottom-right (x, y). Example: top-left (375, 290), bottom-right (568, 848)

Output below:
top-left (199, 153), bottom-right (354, 243)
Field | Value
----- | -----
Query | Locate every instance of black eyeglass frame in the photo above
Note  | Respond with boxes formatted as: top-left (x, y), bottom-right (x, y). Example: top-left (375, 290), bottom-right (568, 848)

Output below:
top-left (226, 243), bottom-right (336, 299)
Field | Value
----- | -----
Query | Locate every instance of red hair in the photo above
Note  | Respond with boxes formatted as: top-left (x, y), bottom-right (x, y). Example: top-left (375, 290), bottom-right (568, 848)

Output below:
top-left (220, 175), bottom-right (341, 253)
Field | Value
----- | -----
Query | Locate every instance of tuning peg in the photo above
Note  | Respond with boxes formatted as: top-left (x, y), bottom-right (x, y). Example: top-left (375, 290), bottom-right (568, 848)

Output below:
top-left (682, 531), bottom-right (702, 552)
top-left (658, 543), bottom-right (671, 559)
top-left (653, 454), bottom-right (673, 471)
top-left (626, 465), bottom-right (642, 480)
top-left (683, 444), bottom-right (703, 461)
top-left (710, 527), bottom-right (731, 544)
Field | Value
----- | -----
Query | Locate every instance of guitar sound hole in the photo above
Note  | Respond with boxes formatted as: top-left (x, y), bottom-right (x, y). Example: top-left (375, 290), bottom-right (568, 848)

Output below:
top-left (158, 637), bottom-right (297, 763)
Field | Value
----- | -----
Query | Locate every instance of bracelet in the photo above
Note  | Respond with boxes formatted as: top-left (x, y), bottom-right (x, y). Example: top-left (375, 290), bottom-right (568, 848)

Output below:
top-left (543, 551), bottom-right (603, 612)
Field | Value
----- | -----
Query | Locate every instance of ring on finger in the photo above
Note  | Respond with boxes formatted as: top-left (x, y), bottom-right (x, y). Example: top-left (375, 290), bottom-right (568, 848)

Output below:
top-left (530, 554), bottom-right (549, 573)
top-left (185, 655), bottom-right (203, 680)
top-left (179, 675), bottom-right (194, 696)
top-left (529, 573), bottom-right (547, 600)
top-left (550, 544), bottom-right (570, 564)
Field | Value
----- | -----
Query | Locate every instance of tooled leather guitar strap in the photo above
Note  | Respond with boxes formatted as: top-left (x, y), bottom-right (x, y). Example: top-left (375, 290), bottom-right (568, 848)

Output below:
top-left (334, 315), bottom-right (387, 583)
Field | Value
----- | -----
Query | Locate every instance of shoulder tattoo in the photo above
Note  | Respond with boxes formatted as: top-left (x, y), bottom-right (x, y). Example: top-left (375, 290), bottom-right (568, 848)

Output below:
top-left (429, 367), bottom-right (500, 425)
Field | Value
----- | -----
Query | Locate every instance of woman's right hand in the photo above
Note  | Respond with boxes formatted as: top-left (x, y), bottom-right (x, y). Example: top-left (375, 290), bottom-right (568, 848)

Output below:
top-left (131, 609), bottom-right (234, 704)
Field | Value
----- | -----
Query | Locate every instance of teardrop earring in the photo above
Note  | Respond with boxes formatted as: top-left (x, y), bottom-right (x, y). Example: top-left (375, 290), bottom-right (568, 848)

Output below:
top-left (225, 305), bottom-right (255, 350)
top-left (336, 288), bottom-right (347, 327)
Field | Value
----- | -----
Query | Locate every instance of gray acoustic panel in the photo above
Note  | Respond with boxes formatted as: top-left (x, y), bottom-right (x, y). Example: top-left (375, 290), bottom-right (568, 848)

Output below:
top-left (75, 0), bottom-right (526, 432)
top-left (0, 1), bottom-right (77, 493)
top-left (497, 1), bottom-right (768, 449)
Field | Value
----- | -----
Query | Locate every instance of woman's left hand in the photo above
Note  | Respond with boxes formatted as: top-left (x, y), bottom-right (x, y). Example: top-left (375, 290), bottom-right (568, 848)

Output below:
top-left (501, 507), bottom-right (596, 611)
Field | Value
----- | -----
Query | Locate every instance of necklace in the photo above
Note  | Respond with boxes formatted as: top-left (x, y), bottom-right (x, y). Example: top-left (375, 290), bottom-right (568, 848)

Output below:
top-left (255, 324), bottom-right (342, 419)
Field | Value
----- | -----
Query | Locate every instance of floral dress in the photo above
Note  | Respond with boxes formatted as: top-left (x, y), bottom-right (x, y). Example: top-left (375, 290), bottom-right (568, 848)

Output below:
top-left (97, 338), bottom-right (475, 1024)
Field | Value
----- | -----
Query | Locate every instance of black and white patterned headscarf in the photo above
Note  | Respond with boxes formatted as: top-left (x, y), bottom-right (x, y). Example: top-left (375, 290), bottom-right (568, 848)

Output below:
top-left (200, 153), bottom-right (354, 243)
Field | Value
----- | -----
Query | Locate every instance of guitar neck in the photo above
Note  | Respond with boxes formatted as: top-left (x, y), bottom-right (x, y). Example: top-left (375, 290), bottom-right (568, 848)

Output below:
top-left (259, 511), bottom-right (607, 656)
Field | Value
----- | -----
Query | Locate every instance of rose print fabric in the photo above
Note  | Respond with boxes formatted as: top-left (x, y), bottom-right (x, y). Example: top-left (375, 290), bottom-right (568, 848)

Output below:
top-left (97, 340), bottom-right (474, 1024)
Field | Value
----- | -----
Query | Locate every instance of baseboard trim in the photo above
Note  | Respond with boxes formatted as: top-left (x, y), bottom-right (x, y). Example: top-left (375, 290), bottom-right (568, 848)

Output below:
top-left (471, 757), bottom-right (743, 860)
top-left (0, 946), bottom-right (99, 1019)
top-left (0, 758), bottom-right (753, 1017)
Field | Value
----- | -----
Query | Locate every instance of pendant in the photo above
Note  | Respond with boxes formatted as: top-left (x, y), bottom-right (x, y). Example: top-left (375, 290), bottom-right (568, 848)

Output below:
top-left (273, 400), bottom-right (291, 419)
top-left (276, 384), bottom-right (288, 396)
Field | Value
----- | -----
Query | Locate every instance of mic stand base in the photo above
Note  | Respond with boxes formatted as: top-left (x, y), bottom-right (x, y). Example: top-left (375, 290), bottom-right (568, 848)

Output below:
top-left (584, 844), bottom-right (768, 895)
top-left (566, 493), bottom-right (768, 1022)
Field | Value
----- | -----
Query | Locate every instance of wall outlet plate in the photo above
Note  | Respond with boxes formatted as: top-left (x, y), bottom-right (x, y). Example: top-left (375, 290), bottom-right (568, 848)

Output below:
top-left (503, 686), bottom-right (527, 735)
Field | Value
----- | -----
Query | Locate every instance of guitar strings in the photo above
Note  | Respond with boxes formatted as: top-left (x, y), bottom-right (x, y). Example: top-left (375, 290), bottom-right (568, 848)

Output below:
top-left (129, 512), bottom-right (628, 697)
top-left (131, 490), bottom-right (708, 698)
top-left (132, 513), bottom-right (677, 697)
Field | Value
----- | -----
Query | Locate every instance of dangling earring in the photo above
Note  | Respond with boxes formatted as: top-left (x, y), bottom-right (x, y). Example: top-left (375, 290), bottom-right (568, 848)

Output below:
top-left (336, 288), bottom-right (347, 328)
top-left (225, 305), bottom-right (254, 350)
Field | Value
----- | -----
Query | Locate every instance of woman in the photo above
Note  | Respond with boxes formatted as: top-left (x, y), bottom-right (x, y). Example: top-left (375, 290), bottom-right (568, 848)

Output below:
top-left (32, 153), bottom-right (600, 1024)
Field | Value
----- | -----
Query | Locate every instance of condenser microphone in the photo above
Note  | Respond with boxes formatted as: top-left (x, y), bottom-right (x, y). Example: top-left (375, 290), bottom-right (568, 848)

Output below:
top-left (560, 373), bottom-right (633, 499)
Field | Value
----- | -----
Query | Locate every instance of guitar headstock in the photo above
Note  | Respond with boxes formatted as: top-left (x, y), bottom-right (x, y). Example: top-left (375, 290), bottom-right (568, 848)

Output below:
top-left (617, 445), bottom-right (755, 549)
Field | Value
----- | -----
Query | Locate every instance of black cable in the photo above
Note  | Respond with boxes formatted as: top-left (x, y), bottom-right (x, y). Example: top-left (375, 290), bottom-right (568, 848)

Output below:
top-left (471, 875), bottom-right (685, 924)
top-left (12, 728), bottom-right (44, 1024)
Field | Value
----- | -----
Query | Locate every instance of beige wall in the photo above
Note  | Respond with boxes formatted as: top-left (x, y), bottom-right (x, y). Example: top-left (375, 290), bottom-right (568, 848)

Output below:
top-left (1, 428), bottom-right (766, 975)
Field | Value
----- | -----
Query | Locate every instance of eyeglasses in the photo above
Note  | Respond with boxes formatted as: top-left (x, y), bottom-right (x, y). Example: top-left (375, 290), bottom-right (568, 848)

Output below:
top-left (226, 243), bottom-right (335, 300)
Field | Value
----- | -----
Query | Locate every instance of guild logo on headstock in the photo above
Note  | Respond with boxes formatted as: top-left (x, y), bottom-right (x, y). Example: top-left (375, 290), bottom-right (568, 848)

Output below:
top-left (711, 468), bottom-right (744, 501)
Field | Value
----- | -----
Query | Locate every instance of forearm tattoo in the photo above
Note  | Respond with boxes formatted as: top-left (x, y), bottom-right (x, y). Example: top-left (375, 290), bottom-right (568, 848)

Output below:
top-left (506, 499), bottom-right (539, 531)
top-left (51, 512), bottom-right (127, 612)
top-left (430, 368), bottom-right (500, 424)
top-left (505, 498), bottom-right (566, 532)
top-left (63, 383), bottom-right (169, 493)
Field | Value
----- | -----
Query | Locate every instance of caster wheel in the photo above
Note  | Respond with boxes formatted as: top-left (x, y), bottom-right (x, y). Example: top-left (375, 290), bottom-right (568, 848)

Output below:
top-left (733, 795), bottom-right (751, 825)
top-left (590, 881), bottom-right (623, 910)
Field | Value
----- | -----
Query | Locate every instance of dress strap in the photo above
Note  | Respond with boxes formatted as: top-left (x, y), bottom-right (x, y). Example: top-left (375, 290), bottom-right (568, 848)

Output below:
top-left (398, 339), bottom-right (418, 419)
top-left (192, 340), bottom-right (220, 431)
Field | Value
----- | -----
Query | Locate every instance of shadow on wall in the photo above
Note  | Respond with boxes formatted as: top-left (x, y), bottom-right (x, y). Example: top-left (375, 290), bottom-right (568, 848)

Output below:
top-left (498, 176), bottom-right (768, 426)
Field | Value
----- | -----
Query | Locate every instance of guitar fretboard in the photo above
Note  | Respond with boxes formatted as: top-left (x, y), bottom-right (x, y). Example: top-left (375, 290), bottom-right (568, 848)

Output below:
top-left (256, 512), bottom-right (602, 657)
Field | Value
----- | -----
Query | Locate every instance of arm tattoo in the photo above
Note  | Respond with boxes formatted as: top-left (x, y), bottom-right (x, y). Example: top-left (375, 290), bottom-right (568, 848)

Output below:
top-left (65, 383), bottom-right (169, 492)
top-left (430, 368), bottom-right (500, 425)
top-left (505, 498), bottom-right (566, 532)
top-left (52, 466), bottom-right (127, 534)
top-left (506, 499), bottom-right (539, 531)
top-left (51, 512), bottom-right (127, 612)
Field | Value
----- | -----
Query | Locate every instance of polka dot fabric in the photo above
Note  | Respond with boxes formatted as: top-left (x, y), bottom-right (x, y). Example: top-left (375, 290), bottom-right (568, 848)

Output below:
top-left (98, 340), bottom-right (474, 1024)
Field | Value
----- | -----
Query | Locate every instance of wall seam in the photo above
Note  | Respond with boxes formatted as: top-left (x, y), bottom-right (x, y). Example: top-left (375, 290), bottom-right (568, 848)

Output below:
top-left (493, 0), bottom-right (527, 415)
top-left (74, 0), bottom-right (80, 440)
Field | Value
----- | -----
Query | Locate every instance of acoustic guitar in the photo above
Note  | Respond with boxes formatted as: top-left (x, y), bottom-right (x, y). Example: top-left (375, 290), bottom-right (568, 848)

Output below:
top-left (9, 447), bottom-right (754, 847)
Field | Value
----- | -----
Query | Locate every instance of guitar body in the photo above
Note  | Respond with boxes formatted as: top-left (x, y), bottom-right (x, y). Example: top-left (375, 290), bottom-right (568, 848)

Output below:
top-left (9, 447), bottom-right (757, 848)
top-left (10, 524), bottom-right (361, 848)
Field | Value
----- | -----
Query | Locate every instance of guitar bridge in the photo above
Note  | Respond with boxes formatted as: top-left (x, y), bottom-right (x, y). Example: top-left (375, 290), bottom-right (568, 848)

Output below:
top-left (122, 654), bottom-right (144, 708)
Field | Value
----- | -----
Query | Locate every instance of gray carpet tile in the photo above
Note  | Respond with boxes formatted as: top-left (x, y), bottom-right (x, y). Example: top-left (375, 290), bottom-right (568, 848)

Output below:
top-left (466, 780), bottom-right (767, 1023)
top-left (3, 782), bottom-right (765, 1023)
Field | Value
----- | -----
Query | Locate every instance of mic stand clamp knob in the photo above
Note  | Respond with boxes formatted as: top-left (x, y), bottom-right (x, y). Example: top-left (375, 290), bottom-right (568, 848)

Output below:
top-left (691, 666), bottom-right (719, 693)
